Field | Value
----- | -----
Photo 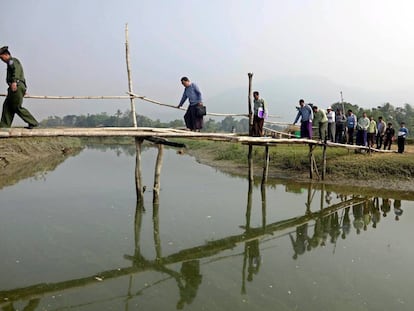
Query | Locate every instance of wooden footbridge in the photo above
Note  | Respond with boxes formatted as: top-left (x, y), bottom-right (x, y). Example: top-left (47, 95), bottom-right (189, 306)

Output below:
top-left (0, 125), bottom-right (394, 183)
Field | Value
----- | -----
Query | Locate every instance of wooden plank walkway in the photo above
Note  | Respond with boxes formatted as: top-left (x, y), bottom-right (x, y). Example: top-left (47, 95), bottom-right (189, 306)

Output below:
top-left (0, 127), bottom-right (396, 153)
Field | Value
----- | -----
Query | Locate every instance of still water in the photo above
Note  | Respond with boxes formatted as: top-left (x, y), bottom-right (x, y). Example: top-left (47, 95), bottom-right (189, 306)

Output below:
top-left (1, 145), bottom-right (413, 311)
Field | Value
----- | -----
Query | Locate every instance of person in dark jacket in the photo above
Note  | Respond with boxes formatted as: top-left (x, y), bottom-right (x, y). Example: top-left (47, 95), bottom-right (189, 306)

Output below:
top-left (383, 122), bottom-right (395, 150)
top-left (0, 46), bottom-right (38, 129)
top-left (177, 76), bottom-right (204, 131)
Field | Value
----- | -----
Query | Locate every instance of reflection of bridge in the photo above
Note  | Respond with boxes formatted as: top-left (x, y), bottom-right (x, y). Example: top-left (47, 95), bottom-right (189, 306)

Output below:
top-left (0, 175), bottom-right (369, 308)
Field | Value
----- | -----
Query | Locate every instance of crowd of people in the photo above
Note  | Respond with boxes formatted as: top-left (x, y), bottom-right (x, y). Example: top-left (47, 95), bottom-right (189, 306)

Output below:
top-left (293, 99), bottom-right (409, 153)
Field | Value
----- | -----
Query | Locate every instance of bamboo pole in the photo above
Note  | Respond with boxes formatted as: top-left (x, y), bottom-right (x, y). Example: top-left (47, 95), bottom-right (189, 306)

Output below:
top-left (0, 95), bottom-right (133, 100)
top-left (248, 145), bottom-right (254, 184)
top-left (248, 73), bottom-right (253, 136)
top-left (262, 145), bottom-right (270, 184)
top-left (127, 91), bottom-right (250, 117)
top-left (135, 137), bottom-right (145, 210)
top-left (261, 182), bottom-right (267, 229)
top-left (153, 144), bottom-right (164, 204)
top-left (125, 23), bottom-right (137, 127)
top-left (322, 143), bottom-right (327, 180)
top-left (153, 202), bottom-right (162, 260)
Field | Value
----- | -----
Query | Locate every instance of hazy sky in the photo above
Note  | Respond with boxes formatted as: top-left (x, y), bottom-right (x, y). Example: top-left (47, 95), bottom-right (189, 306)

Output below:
top-left (1, 0), bottom-right (414, 123)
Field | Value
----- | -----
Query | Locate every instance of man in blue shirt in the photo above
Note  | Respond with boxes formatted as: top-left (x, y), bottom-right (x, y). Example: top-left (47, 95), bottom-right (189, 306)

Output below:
top-left (177, 77), bottom-right (204, 131)
top-left (397, 122), bottom-right (409, 153)
top-left (293, 99), bottom-right (313, 139)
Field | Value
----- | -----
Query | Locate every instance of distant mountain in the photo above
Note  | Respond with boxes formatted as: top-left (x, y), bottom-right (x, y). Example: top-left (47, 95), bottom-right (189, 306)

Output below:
top-left (206, 75), bottom-right (413, 122)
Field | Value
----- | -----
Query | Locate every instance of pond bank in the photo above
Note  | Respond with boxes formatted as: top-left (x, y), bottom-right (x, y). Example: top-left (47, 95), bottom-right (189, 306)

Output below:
top-left (182, 140), bottom-right (414, 199)
top-left (0, 137), bottom-right (83, 189)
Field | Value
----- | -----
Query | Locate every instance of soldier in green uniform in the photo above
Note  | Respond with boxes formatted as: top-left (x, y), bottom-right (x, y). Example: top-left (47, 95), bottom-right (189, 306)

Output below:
top-left (0, 46), bottom-right (38, 129)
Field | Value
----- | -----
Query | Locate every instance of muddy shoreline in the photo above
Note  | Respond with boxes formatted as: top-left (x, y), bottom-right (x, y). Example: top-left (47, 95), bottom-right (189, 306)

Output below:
top-left (187, 148), bottom-right (414, 200)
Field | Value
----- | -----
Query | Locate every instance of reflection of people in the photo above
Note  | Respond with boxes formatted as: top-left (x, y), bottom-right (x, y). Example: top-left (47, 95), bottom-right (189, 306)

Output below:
top-left (341, 207), bottom-right (351, 239)
top-left (352, 203), bottom-right (364, 235)
top-left (176, 260), bottom-right (203, 309)
top-left (0, 46), bottom-right (38, 129)
top-left (289, 223), bottom-right (310, 259)
top-left (371, 198), bottom-right (381, 229)
top-left (252, 91), bottom-right (267, 137)
top-left (2, 298), bottom-right (40, 311)
top-left (293, 99), bottom-right (313, 139)
top-left (329, 212), bottom-right (341, 243)
top-left (394, 199), bottom-right (403, 221)
top-left (247, 239), bottom-right (261, 281)
top-left (381, 198), bottom-right (391, 217)
top-left (177, 77), bottom-right (203, 131)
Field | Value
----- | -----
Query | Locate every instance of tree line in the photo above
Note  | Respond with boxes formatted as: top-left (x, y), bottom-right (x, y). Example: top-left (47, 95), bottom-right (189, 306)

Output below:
top-left (329, 102), bottom-right (413, 134)
top-left (39, 102), bottom-right (413, 134)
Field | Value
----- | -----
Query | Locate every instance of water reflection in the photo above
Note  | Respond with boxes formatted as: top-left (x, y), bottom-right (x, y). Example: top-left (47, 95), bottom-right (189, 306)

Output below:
top-left (0, 145), bottom-right (413, 310)
top-left (0, 189), bottom-right (404, 308)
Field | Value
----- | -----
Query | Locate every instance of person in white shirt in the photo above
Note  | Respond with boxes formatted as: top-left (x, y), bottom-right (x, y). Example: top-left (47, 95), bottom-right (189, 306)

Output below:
top-left (326, 107), bottom-right (335, 141)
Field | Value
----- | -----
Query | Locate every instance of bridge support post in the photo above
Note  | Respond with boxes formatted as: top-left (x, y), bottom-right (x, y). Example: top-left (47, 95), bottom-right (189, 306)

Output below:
top-left (135, 137), bottom-right (145, 210)
top-left (309, 144), bottom-right (320, 180)
top-left (262, 145), bottom-right (270, 184)
top-left (153, 144), bottom-right (164, 204)
top-left (322, 143), bottom-right (327, 180)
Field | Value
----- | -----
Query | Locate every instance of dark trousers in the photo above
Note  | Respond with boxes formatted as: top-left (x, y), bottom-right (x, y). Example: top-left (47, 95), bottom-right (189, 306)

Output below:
top-left (0, 85), bottom-right (38, 127)
top-left (327, 122), bottom-right (335, 141)
top-left (184, 105), bottom-right (203, 131)
top-left (397, 136), bottom-right (405, 153)
top-left (300, 121), bottom-right (312, 139)
top-left (252, 115), bottom-right (264, 137)
top-left (356, 130), bottom-right (367, 146)
top-left (367, 133), bottom-right (376, 147)
top-left (347, 128), bottom-right (355, 144)
top-left (335, 124), bottom-right (345, 143)
top-left (376, 134), bottom-right (384, 149)
top-left (383, 136), bottom-right (393, 150)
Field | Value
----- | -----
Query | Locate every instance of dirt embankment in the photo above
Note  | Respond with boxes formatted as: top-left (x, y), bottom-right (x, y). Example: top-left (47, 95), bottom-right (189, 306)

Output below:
top-left (0, 137), bottom-right (83, 189)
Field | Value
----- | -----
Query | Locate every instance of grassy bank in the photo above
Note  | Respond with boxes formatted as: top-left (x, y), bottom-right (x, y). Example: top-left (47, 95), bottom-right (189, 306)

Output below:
top-left (0, 137), bottom-right (83, 189)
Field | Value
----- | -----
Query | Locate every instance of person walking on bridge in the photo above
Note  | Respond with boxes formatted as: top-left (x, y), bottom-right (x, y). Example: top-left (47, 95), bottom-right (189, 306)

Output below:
top-left (346, 110), bottom-right (357, 144)
top-left (252, 91), bottom-right (267, 137)
top-left (0, 46), bottom-right (38, 129)
top-left (397, 122), bottom-right (408, 153)
top-left (312, 105), bottom-right (328, 142)
top-left (177, 76), bottom-right (204, 131)
top-left (293, 99), bottom-right (313, 139)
